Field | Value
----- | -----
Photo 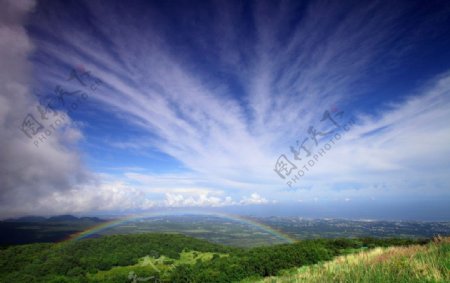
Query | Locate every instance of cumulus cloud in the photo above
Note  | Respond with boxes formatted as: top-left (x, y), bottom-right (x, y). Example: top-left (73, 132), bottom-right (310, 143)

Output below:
top-left (163, 192), bottom-right (269, 207)
top-left (0, 0), bottom-right (93, 217)
top-left (240, 193), bottom-right (269, 205)
top-left (164, 193), bottom-right (233, 208)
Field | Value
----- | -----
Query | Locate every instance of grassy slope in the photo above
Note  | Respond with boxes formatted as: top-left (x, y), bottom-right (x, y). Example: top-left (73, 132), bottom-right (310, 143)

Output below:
top-left (253, 236), bottom-right (450, 283)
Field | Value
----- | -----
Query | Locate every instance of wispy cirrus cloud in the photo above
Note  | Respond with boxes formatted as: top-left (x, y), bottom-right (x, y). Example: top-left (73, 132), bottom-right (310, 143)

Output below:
top-left (284, 72), bottom-right (450, 199)
top-left (1, 0), bottom-right (449, 217)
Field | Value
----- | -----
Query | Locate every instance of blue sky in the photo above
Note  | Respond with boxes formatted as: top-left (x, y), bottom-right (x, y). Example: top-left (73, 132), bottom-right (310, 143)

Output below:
top-left (1, 0), bottom-right (450, 220)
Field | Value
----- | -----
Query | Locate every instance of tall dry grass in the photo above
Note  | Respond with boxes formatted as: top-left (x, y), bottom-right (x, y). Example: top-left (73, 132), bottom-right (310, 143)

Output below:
top-left (257, 236), bottom-right (449, 283)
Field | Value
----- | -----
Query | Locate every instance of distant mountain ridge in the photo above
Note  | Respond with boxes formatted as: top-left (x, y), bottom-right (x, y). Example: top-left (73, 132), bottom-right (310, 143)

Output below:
top-left (3, 214), bottom-right (103, 223)
top-left (0, 215), bottom-right (105, 246)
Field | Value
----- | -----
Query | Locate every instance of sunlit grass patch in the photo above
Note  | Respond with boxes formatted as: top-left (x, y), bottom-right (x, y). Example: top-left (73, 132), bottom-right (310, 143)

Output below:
top-left (88, 250), bottom-right (228, 282)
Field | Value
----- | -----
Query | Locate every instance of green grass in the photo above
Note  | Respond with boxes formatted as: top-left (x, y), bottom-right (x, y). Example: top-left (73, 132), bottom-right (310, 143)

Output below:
top-left (253, 236), bottom-right (450, 283)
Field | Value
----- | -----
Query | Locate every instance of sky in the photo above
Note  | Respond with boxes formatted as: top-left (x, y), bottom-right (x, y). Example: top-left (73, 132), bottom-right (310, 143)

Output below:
top-left (1, 0), bottom-right (450, 220)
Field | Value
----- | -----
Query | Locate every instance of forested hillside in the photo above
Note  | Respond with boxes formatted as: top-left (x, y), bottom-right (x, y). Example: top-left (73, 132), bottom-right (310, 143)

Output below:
top-left (0, 233), bottom-right (427, 282)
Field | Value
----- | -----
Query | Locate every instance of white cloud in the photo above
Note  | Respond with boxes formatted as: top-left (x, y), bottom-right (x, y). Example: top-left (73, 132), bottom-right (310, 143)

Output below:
top-left (164, 193), bottom-right (234, 208)
top-left (240, 193), bottom-right (269, 205)
top-left (1, 181), bottom-right (157, 216)
top-left (286, 72), bottom-right (450, 200)
top-left (163, 192), bottom-right (270, 207)
top-left (0, 0), bottom-right (94, 217)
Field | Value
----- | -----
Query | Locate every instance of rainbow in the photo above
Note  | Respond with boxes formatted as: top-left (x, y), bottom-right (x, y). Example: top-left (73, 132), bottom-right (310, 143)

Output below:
top-left (64, 210), bottom-right (297, 244)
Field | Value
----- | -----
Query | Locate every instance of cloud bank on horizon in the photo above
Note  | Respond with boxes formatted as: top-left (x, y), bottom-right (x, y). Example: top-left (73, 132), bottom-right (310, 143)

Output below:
top-left (0, 0), bottom-right (450, 218)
